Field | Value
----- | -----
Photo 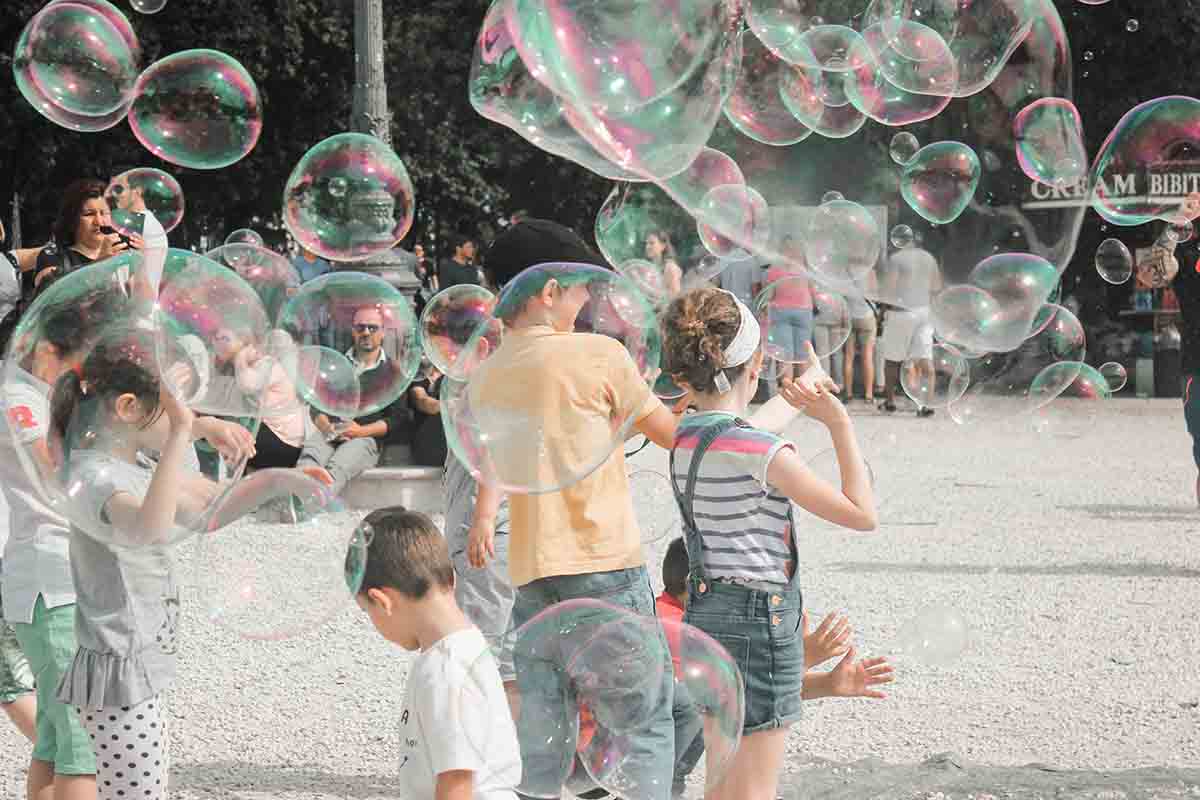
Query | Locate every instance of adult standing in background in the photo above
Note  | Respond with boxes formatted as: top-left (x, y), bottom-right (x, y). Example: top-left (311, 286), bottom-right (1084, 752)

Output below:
top-left (645, 230), bottom-right (683, 297)
top-left (842, 276), bottom-right (879, 406)
top-left (291, 246), bottom-right (334, 285)
top-left (878, 247), bottom-right (941, 417)
top-left (438, 233), bottom-right (481, 289)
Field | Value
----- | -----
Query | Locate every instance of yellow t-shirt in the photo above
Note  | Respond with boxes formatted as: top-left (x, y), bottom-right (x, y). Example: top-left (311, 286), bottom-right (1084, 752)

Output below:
top-left (468, 325), bottom-right (661, 587)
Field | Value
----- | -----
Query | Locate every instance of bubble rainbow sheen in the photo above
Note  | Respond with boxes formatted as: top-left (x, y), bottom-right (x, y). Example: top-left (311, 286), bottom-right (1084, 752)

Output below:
top-left (129, 49), bottom-right (263, 170)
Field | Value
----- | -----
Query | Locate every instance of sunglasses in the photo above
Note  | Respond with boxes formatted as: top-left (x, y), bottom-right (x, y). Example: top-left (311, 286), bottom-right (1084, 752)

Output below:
top-left (352, 323), bottom-right (381, 334)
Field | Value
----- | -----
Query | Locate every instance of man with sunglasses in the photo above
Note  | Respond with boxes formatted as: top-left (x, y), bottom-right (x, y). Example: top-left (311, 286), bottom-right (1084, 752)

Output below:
top-left (298, 306), bottom-right (411, 496)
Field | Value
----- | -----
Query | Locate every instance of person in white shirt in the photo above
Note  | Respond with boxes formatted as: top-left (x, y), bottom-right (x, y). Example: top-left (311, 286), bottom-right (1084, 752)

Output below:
top-left (878, 247), bottom-right (942, 416)
top-left (352, 507), bottom-right (521, 800)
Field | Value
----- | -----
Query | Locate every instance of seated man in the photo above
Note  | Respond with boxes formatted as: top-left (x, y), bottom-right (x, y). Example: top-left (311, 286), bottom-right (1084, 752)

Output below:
top-left (298, 305), bottom-right (410, 495)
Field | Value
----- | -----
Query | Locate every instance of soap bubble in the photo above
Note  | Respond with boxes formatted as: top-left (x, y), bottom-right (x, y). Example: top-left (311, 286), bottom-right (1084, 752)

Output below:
top-left (932, 253), bottom-right (1059, 354)
top-left (804, 199), bottom-right (882, 284)
top-left (3, 256), bottom-right (262, 548)
top-left (901, 141), bottom-right (981, 224)
top-left (225, 228), bottom-right (264, 249)
top-left (197, 469), bottom-right (365, 640)
top-left (129, 49), bottom-right (262, 170)
top-left (724, 34), bottom-right (815, 146)
top-left (505, 599), bottom-right (673, 799)
top-left (821, 191), bottom-right (845, 205)
top-left (443, 263), bottom-right (659, 495)
top-left (1027, 361), bottom-right (1112, 411)
top-left (697, 185), bottom-right (771, 259)
top-left (105, 168), bottom-right (184, 237)
top-left (204, 244), bottom-right (300, 325)
top-left (276, 272), bottom-right (420, 418)
top-left (779, 64), bottom-right (868, 139)
top-left (1099, 361), bottom-right (1128, 392)
top-left (1091, 96), bottom-right (1200, 226)
top-left (13, 1), bottom-right (141, 124)
top-left (890, 224), bottom-right (916, 249)
top-left (1014, 98), bottom-right (1087, 188)
top-left (810, 288), bottom-right (851, 359)
top-left (419, 284), bottom-right (501, 380)
top-left (896, 604), bottom-right (969, 667)
top-left (628, 470), bottom-right (679, 545)
top-left (757, 276), bottom-right (817, 365)
top-left (843, 23), bottom-right (956, 127)
top-left (1126, 19), bottom-right (1139, 32)
top-left (890, 132), bottom-right (921, 165)
top-left (900, 342), bottom-right (970, 409)
top-left (131, 0), bottom-right (167, 12)
top-left (1166, 221), bottom-right (1195, 244)
top-left (283, 133), bottom-right (416, 262)
top-left (1094, 238), bottom-right (1133, 285)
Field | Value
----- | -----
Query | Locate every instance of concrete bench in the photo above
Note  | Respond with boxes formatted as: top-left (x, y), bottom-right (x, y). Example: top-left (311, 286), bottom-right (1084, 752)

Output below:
top-left (340, 443), bottom-right (444, 514)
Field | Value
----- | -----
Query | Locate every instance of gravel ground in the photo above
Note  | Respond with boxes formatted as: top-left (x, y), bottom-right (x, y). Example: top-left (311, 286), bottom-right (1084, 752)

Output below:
top-left (2, 397), bottom-right (1198, 798)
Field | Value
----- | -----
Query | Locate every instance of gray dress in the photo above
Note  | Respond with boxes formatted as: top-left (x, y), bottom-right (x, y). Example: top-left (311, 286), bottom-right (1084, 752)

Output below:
top-left (56, 451), bottom-right (179, 710)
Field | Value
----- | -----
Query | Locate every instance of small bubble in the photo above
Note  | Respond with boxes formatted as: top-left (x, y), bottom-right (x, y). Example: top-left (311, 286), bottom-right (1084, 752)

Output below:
top-left (1082, 50), bottom-right (1094, 61)
top-left (1126, 19), bottom-right (1139, 32)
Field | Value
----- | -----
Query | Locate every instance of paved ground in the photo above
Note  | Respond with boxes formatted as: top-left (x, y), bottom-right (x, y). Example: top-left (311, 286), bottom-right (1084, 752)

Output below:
top-left (2, 397), bottom-right (1198, 798)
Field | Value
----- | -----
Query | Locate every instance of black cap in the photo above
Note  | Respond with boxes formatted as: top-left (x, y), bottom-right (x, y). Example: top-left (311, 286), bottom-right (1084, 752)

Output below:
top-left (482, 218), bottom-right (605, 289)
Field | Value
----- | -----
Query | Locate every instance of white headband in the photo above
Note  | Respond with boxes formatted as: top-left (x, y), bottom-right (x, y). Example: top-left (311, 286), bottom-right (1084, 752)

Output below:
top-left (714, 290), bottom-right (761, 393)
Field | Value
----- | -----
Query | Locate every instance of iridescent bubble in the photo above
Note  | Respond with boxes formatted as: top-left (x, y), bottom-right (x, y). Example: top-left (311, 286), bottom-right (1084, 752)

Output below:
top-left (13, 1), bottom-right (140, 128)
top-left (444, 264), bottom-right (659, 495)
top-left (890, 132), bottom-right (921, 164)
top-left (697, 185), bottom-right (771, 259)
top-left (821, 190), bottom-right (845, 204)
top-left (291, 345), bottom-right (362, 420)
top-left (205, 244), bottom-right (300, 325)
top-left (859, 19), bottom-right (957, 97)
top-left (1026, 360), bottom-right (1113, 410)
top-left (105, 168), bottom-right (184, 236)
top-left (277, 272), bottom-right (421, 418)
top-left (746, 0), bottom-right (812, 53)
top-left (864, 0), bottom-right (1036, 96)
top-left (778, 63), bottom-right (869, 139)
top-left (890, 224), bottom-right (915, 249)
top-left (1091, 96), bottom-right (1200, 226)
top-left (616, 259), bottom-right (668, 307)
top-left (131, 0), bottom-right (167, 12)
top-left (628, 469), bottom-right (679, 544)
top-left (198, 470), bottom-right (364, 640)
top-left (784, 25), bottom-right (872, 71)
top-left (1082, 50), bottom-right (1094, 61)
top-left (1014, 98), bottom-right (1087, 189)
top-left (804, 200), bottom-right (882, 284)
top-left (963, 253), bottom-right (1061, 352)
top-left (419, 284), bottom-right (501, 380)
top-left (283, 133), bottom-right (416, 263)
top-left (1166, 221), bottom-right (1195, 244)
top-left (901, 342), bottom-right (970, 409)
top-left (844, 29), bottom-right (954, 126)
top-left (1100, 361), bottom-right (1127, 391)
top-left (225, 228), bottom-right (264, 249)
top-left (129, 49), bottom-right (263, 170)
top-left (1126, 19), bottom-right (1139, 33)
top-left (724, 34), bottom-right (815, 147)
top-left (328, 177), bottom-right (348, 198)
top-left (901, 141), bottom-right (981, 224)
top-left (896, 604), bottom-right (969, 667)
top-left (1094, 238), bottom-right (1133, 284)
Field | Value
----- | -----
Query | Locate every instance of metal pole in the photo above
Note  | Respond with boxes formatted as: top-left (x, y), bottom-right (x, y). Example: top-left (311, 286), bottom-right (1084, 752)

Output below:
top-left (347, 0), bottom-right (420, 297)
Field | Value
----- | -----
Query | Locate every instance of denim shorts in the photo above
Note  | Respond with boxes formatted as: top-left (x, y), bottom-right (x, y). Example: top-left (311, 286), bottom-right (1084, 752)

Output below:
top-left (684, 578), bottom-right (803, 734)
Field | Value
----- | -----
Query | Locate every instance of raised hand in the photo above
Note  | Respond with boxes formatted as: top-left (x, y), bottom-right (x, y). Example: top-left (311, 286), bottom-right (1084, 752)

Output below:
top-left (827, 647), bottom-right (894, 700)
top-left (803, 611), bottom-right (852, 669)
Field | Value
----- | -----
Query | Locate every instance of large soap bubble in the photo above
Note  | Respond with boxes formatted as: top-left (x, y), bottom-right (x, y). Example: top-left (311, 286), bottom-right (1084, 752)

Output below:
top-left (129, 49), bottom-right (263, 169)
top-left (105, 168), bottom-right (185, 237)
top-left (276, 272), bottom-right (421, 419)
top-left (443, 263), bottom-right (659, 495)
top-left (1014, 98), bottom-right (1087, 189)
top-left (283, 133), bottom-right (416, 263)
top-left (901, 342), bottom-right (970, 409)
top-left (197, 469), bottom-right (365, 640)
top-left (3, 256), bottom-right (263, 548)
top-left (896, 604), bottom-right (969, 667)
top-left (204, 244), bottom-right (300, 326)
top-left (13, 1), bottom-right (140, 126)
top-left (1090, 95), bottom-right (1200, 226)
top-left (931, 253), bottom-right (1060, 354)
top-left (418, 284), bottom-right (501, 380)
top-left (901, 141), bottom-right (981, 224)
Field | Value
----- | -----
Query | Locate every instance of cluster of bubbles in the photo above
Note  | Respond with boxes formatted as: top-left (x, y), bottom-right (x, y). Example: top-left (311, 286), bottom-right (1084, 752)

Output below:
top-left (471, 0), bottom-right (1138, 426)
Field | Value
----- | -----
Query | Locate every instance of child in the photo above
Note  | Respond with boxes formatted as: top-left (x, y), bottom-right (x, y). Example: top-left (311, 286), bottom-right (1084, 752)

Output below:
top-left (353, 506), bottom-right (521, 800)
top-left (47, 325), bottom-right (324, 800)
top-left (657, 538), bottom-right (893, 798)
top-left (661, 287), bottom-right (877, 800)
top-left (466, 219), bottom-right (681, 799)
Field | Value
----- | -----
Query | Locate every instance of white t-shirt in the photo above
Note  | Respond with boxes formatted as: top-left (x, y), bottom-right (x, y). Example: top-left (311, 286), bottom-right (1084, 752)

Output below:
top-left (397, 627), bottom-right (521, 800)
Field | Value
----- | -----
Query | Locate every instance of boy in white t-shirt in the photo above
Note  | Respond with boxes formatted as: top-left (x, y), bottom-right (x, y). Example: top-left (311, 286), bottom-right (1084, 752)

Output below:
top-left (352, 506), bottom-right (521, 800)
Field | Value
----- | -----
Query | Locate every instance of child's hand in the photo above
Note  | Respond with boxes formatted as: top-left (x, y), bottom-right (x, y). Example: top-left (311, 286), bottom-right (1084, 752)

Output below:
top-left (300, 466), bottom-right (334, 486)
top-left (801, 387), bottom-right (849, 429)
top-left (195, 418), bottom-right (256, 464)
top-left (827, 647), bottom-right (894, 700)
top-left (803, 611), bottom-right (852, 669)
top-left (780, 342), bottom-right (839, 408)
top-left (467, 518), bottom-right (496, 568)
top-left (161, 365), bottom-right (195, 432)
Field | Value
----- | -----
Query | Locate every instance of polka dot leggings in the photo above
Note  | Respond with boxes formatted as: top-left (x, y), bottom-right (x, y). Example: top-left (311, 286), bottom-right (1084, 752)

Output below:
top-left (78, 696), bottom-right (169, 799)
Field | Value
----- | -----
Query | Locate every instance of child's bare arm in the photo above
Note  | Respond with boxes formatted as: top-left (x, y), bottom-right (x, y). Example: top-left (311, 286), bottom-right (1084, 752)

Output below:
top-left (467, 481), bottom-right (504, 568)
top-left (434, 770), bottom-right (475, 800)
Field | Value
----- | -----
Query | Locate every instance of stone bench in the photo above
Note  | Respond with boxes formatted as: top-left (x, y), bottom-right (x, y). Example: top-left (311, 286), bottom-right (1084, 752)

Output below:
top-left (340, 443), bottom-right (444, 514)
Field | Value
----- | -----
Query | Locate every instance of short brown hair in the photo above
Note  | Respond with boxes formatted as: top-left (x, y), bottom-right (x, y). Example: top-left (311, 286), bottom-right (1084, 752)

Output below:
top-left (354, 507), bottom-right (454, 599)
top-left (661, 287), bottom-right (751, 394)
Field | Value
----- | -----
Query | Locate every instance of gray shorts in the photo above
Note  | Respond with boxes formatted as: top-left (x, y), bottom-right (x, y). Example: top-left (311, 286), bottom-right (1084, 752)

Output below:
top-left (444, 496), bottom-right (515, 682)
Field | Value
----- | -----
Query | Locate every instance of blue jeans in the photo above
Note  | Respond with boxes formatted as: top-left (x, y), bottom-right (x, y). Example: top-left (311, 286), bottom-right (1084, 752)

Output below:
top-left (512, 567), bottom-right (675, 800)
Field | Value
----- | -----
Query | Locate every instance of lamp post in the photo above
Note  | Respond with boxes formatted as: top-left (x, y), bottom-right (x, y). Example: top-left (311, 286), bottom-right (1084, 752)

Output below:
top-left (347, 0), bottom-right (420, 297)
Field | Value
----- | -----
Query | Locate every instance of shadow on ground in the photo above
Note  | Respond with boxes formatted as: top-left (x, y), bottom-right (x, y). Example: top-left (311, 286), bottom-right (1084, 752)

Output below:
top-left (1057, 504), bottom-right (1200, 524)
top-left (781, 753), bottom-right (1200, 800)
top-left (173, 762), bottom-right (394, 799)
top-left (827, 562), bottom-right (1200, 579)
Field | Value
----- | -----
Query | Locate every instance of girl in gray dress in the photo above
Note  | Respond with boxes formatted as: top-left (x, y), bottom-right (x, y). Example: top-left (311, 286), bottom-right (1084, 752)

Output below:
top-left (47, 328), bottom-right (221, 800)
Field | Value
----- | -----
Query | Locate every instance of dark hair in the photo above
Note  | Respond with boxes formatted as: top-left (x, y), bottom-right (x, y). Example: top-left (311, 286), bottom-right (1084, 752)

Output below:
top-left (482, 218), bottom-right (606, 292)
top-left (647, 229), bottom-right (677, 265)
top-left (661, 287), bottom-right (752, 394)
top-left (53, 179), bottom-right (108, 248)
top-left (450, 232), bottom-right (475, 253)
top-left (662, 537), bottom-right (688, 596)
top-left (354, 506), bottom-right (454, 600)
top-left (50, 326), bottom-right (162, 467)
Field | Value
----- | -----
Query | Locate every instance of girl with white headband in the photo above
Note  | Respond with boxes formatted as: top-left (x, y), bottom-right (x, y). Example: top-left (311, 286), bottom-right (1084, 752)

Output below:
top-left (661, 287), bottom-right (877, 800)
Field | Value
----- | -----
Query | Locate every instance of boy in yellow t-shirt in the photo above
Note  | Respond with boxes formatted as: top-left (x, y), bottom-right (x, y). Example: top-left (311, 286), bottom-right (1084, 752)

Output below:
top-left (463, 219), bottom-right (678, 800)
